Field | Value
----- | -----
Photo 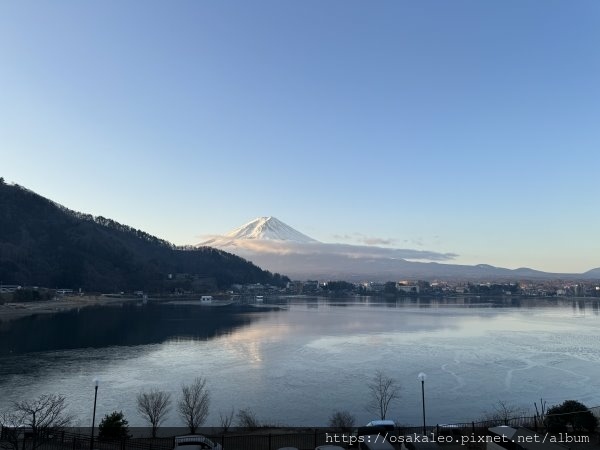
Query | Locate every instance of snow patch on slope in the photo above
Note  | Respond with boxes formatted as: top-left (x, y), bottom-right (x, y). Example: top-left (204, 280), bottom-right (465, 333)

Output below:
top-left (201, 216), bottom-right (319, 247)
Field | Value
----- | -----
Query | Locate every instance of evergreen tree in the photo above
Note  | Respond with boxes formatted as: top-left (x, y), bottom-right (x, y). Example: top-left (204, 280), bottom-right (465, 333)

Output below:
top-left (98, 411), bottom-right (131, 440)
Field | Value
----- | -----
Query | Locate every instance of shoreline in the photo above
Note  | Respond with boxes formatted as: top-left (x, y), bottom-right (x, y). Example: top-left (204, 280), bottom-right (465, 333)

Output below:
top-left (1, 293), bottom-right (593, 323)
top-left (0, 295), bottom-right (271, 322)
top-left (0, 295), bottom-right (146, 322)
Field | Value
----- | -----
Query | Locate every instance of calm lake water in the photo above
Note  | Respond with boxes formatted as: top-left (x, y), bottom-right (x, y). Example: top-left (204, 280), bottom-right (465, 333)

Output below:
top-left (1, 297), bottom-right (599, 427)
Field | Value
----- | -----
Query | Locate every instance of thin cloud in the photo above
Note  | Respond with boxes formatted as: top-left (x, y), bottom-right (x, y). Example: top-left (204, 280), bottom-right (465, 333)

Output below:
top-left (197, 234), bottom-right (222, 241)
top-left (332, 233), bottom-right (398, 247)
top-left (362, 237), bottom-right (397, 246)
top-left (202, 238), bottom-right (458, 262)
top-left (332, 233), bottom-right (356, 241)
top-left (410, 237), bottom-right (425, 247)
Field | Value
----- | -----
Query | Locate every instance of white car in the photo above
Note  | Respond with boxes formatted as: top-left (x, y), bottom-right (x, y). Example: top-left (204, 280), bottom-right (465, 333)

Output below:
top-left (173, 435), bottom-right (222, 450)
top-left (366, 420), bottom-right (395, 430)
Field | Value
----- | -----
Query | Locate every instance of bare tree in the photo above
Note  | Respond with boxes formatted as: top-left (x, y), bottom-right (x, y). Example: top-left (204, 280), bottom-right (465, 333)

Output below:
top-left (328, 410), bottom-right (355, 430)
top-left (13, 394), bottom-right (71, 431)
top-left (1, 394), bottom-right (71, 450)
top-left (177, 377), bottom-right (210, 434)
top-left (484, 400), bottom-right (528, 424)
top-left (236, 408), bottom-right (260, 429)
top-left (136, 389), bottom-right (171, 437)
top-left (219, 408), bottom-right (235, 433)
top-left (366, 370), bottom-right (400, 420)
top-left (0, 411), bottom-right (23, 450)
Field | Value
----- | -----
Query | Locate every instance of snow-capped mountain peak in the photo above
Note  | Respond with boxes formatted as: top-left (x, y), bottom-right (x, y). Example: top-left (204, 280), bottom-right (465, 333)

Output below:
top-left (201, 217), bottom-right (319, 246)
top-left (197, 217), bottom-right (580, 281)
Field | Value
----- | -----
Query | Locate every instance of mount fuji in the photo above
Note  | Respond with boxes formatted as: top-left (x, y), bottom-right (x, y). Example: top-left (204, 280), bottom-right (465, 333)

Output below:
top-left (202, 217), bottom-right (318, 246)
top-left (198, 217), bottom-right (589, 281)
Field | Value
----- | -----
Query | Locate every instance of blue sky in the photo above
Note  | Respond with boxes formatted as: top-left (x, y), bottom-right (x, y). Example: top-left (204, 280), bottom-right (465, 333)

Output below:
top-left (1, 1), bottom-right (599, 273)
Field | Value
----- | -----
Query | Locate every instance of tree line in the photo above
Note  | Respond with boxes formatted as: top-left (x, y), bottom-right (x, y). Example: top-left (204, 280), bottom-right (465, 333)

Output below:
top-left (0, 182), bottom-right (289, 293)
top-left (1, 370), bottom-right (597, 448)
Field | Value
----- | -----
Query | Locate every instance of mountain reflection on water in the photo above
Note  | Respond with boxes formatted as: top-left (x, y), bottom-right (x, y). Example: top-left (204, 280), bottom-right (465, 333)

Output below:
top-left (1, 297), bottom-right (598, 355)
top-left (1, 297), bottom-right (599, 427)
top-left (0, 302), bottom-right (267, 355)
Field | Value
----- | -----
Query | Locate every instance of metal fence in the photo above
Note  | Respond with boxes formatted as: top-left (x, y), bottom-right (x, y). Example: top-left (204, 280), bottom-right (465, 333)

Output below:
top-left (0, 430), bottom-right (172, 450)
top-left (400, 405), bottom-right (600, 437)
top-left (0, 430), bottom-right (332, 450)
top-left (3, 406), bottom-right (600, 450)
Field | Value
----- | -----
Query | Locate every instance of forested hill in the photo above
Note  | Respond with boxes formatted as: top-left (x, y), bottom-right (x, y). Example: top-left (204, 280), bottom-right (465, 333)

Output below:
top-left (0, 180), bottom-right (288, 292)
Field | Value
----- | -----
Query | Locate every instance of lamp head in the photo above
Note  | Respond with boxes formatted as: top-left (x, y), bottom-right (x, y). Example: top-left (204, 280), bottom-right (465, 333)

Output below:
top-left (418, 372), bottom-right (427, 382)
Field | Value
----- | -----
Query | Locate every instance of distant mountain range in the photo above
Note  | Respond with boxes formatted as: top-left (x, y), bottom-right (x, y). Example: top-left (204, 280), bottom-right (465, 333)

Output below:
top-left (199, 217), bottom-right (600, 281)
top-left (1, 179), bottom-right (596, 290)
top-left (0, 182), bottom-right (288, 292)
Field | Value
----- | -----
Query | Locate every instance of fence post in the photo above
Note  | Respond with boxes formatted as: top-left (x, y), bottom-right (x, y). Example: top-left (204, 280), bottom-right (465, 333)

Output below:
top-left (314, 429), bottom-right (317, 448)
top-left (472, 421), bottom-right (475, 434)
top-left (221, 434), bottom-right (224, 449)
top-left (268, 433), bottom-right (271, 450)
top-left (534, 415), bottom-right (538, 431)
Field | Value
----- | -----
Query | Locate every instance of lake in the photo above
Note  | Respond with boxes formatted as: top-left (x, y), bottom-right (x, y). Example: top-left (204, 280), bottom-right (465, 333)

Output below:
top-left (1, 297), bottom-right (599, 428)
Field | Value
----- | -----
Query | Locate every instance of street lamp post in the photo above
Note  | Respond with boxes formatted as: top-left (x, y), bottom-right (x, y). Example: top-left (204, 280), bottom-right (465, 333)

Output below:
top-left (90, 378), bottom-right (99, 450)
top-left (418, 372), bottom-right (427, 435)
